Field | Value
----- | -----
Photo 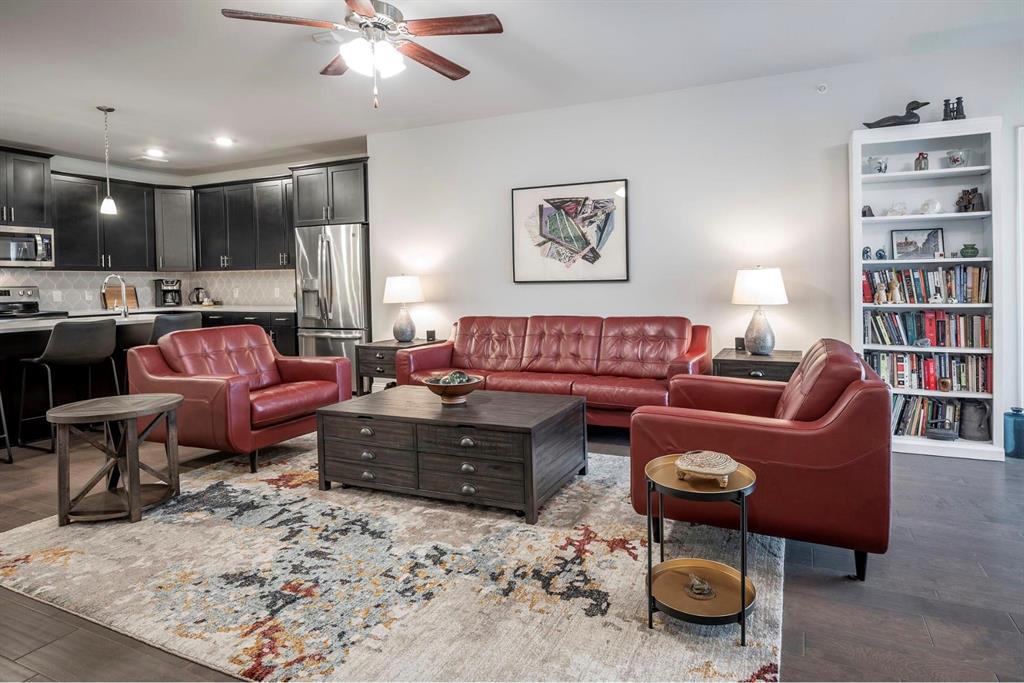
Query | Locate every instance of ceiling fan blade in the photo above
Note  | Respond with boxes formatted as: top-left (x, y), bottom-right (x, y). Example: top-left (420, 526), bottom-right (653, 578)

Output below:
top-left (404, 14), bottom-right (503, 36)
top-left (221, 9), bottom-right (339, 29)
top-left (319, 54), bottom-right (348, 76)
top-left (345, 0), bottom-right (378, 18)
top-left (396, 41), bottom-right (470, 80)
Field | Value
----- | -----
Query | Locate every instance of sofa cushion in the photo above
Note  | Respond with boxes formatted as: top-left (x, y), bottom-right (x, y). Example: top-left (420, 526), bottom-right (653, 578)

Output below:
top-left (250, 380), bottom-right (339, 428)
top-left (596, 317), bottom-right (691, 379)
top-left (571, 376), bottom-right (668, 410)
top-left (451, 316), bottom-right (528, 371)
top-left (408, 368), bottom-right (494, 387)
top-left (775, 338), bottom-right (865, 422)
top-left (486, 371), bottom-right (590, 395)
top-left (522, 316), bottom-right (602, 374)
top-left (159, 324), bottom-right (281, 390)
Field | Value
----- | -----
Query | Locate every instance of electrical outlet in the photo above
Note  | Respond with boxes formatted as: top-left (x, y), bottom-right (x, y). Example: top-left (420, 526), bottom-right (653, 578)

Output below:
top-left (52, 290), bottom-right (63, 303)
top-left (232, 288), bottom-right (239, 299)
top-left (274, 287), bottom-right (280, 298)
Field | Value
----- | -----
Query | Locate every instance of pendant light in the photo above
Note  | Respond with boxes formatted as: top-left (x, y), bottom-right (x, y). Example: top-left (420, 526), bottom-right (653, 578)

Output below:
top-left (97, 106), bottom-right (117, 215)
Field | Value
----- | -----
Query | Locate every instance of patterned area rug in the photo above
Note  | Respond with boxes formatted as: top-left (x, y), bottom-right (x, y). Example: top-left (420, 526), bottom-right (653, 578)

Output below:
top-left (0, 436), bottom-right (783, 681)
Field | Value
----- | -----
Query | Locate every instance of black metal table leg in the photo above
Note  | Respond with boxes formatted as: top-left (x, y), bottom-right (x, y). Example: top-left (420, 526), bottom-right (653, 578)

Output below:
top-left (647, 479), bottom-right (654, 629)
top-left (740, 492), bottom-right (747, 646)
top-left (658, 491), bottom-right (665, 563)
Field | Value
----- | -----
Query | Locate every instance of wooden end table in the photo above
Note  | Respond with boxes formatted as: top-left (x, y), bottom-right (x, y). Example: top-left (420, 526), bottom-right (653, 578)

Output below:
top-left (645, 454), bottom-right (757, 645)
top-left (47, 393), bottom-right (183, 525)
top-left (354, 339), bottom-right (440, 395)
top-left (713, 348), bottom-right (802, 382)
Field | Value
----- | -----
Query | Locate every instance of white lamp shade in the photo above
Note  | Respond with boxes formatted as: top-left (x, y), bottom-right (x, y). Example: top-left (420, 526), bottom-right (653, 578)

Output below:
top-left (383, 275), bottom-right (424, 304)
top-left (99, 195), bottom-right (117, 215)
top-left (731, 267), bottom-right (788, 306)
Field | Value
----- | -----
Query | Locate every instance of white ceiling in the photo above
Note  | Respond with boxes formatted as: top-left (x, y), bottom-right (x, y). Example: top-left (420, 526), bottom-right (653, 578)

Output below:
top-left (0, 0), bottom-right (1019, 175)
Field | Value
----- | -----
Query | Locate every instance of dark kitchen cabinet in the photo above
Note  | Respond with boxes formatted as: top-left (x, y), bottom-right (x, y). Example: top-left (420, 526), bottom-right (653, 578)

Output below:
top-left (154, 188), bottom-right (194, 271)
top-left (291, 160), bottom-right (366, 226)
top-left (283, 178), bottom-right (294, 266)
top-left (52, 174), bottom-right (104, 269)
top-left (225, 184), bottom-right (255, 270)
top-left (1, 152), bottom-right (51, 228)
top-left (196, 187), bottom-right (228, 270)
top-left (200, 310), bottom-right (297, 356)
top-left (254, 179), bottom-right (291, 269)
top-left (103, 181), bottom-right (155, 271)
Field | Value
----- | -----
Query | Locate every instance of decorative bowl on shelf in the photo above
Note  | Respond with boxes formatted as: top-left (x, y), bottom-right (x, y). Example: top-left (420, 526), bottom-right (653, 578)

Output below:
top-left (946, 149), bottom-right (970, 167)
top-left (423, 371), bottom-right (484, 405)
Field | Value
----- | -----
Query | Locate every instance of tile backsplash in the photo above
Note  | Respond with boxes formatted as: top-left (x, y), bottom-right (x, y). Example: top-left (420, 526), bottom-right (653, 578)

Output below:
top-left (0, 268), bottom-right (297, 312)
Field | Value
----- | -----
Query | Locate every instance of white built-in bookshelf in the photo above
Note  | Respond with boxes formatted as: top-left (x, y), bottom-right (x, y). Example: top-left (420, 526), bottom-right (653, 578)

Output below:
top-left (850, 117), bottom-right (1007, 461)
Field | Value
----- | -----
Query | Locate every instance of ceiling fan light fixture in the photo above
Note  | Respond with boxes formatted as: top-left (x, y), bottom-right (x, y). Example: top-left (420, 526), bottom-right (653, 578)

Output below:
top-left (374, 41), bottom-right (406, 78)
top-left (339, 37), bottom-right (405, 79)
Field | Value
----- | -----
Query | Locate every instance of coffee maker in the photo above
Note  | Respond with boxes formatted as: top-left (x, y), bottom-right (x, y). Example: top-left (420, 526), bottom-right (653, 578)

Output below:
top-left (154, 279), bottom-right (183, 307)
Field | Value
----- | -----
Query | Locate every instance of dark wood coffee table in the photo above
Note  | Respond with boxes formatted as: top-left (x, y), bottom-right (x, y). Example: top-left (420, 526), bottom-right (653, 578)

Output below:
top-left (317, 386), bottom-right (587, 523)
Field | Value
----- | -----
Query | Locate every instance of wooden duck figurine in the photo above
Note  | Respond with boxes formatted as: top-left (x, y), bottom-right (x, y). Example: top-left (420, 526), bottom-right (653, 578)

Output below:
top-left (863, 100), bottom-right (929, 128)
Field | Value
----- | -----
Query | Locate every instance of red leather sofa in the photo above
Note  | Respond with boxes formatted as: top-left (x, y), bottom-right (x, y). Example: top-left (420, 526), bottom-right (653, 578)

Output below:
top-left (629, 339), bottom-right (891, 580)
top-left (127, 324), bottom-right (350, 472)
top-left (396, 315), bottom-right (711, 427)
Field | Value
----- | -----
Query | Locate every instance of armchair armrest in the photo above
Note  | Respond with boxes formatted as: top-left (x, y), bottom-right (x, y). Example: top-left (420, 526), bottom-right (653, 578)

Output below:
top-left (669, 374), bottom-right (785, 417)
top-left (276, 356), bottom-right (351, 400)
top-left (667, 324), bottom-right (712, 376)
top-left (396, 342), bottom-right (454, 384)
top-left (127, 345), bottom-right (253, 453)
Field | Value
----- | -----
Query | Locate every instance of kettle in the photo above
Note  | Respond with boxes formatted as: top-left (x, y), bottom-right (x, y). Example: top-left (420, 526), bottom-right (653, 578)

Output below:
top-left (959, 400), bottom-right (991, 442)
top-left (189, 287), bottom-right (208, 305)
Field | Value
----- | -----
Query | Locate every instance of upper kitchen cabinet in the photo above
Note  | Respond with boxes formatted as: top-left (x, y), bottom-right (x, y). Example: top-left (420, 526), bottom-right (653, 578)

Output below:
top-left (102, 181), bottom-right (155, 271)
top-left (195, 183), bottom-right (256, 270)
top-left (196, 187), bottom-right (228, 271)
top-left (291, 159), bottom-right (366, 227)
top-left (0, 151), bottom-right (51, 228)
top-left (253, 179), bottom-right (291, 269)
top-left (154, 188), bottom-right (194, 271)
top-left (52, 174), bottom-right (103, 269)
top-left (225, 184), bottom-right (255, 270)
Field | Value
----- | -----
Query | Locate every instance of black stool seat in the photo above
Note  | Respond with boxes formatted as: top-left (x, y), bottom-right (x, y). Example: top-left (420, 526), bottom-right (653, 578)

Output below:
top-left (149, 312), bottom-right (202, 344)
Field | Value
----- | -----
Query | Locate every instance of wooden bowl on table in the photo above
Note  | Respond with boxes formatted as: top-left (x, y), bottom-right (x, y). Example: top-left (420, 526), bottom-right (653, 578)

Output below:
top-left (423, 372), bottom-right (484, 405)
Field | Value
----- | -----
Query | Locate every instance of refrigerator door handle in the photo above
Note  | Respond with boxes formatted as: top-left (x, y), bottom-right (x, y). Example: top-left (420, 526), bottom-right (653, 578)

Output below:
top-left (323, 235), bottom-right (335, 319)
top-left (316, 232), bottom-right (328, 321)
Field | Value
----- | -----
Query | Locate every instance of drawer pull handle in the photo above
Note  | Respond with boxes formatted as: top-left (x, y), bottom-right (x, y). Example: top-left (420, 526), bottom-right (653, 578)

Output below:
top-left (359, 426), bottom-right (375, 437)
top-left (748, 370), bottom-right (765, 378)
top-left (375, 366), bottom-right (384, 373)
top-left (460, 462), bottom-right (476, 474)
top-left (460, 483), bottom-right (477, 495)
top-left (361, 470), bottom-right (375, 481)
top-left (360, 450), bottom-right (375, 461)
top-left (459, 436), bottom-right (476, 448)
top-left (375, 352), bottom-right (385, 359)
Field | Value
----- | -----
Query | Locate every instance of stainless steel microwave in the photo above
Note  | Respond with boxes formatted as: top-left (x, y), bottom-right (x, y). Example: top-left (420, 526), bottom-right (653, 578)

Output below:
top-left (0, 226), bottom-right (54, 268)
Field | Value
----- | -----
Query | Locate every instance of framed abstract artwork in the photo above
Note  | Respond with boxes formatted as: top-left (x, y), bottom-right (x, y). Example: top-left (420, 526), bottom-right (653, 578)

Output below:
top-left (511, 179), bottom-right (628, 283)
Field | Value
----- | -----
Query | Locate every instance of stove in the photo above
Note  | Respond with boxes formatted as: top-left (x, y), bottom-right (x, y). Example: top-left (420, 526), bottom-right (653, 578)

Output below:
top-left (0, 286), bottom-right (69, 320)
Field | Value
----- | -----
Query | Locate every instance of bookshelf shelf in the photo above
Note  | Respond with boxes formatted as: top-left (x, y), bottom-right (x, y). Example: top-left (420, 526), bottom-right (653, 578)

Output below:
top-left (850, 117), bottom-right (1007, 462)
top-left (862, 165), bottom-right (991, 184)
top-left (862, 211), bottom-right (991, 224)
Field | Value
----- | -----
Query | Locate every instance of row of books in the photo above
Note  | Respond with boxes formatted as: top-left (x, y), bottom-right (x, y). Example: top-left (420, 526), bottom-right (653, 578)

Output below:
top-left (861, 265), bottom-right (990, 304)
top-left (863, 310), bottom-right (992, 348)
top-left (865, 351), bottom-right (992, 393)
top-left (891, 395), bottom-right (967, 437)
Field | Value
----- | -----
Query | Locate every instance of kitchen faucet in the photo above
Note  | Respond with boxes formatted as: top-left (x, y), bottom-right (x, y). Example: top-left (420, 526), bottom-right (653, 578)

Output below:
top-left (103, 273), bottom-right (130, 319)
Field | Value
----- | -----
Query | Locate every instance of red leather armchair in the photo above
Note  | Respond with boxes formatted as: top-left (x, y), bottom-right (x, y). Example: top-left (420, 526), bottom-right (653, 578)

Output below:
top-left (630, 339), bottom-right (891, 580)
top-left (127, 325), bottom-right (350, 472)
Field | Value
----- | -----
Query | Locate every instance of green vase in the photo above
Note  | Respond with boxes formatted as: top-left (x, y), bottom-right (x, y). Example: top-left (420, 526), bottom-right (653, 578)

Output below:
top-left (959, 244), bottom-right (980, 258)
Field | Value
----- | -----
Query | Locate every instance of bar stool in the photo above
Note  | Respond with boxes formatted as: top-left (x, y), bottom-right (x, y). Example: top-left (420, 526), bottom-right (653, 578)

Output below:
top-left (0, 392), bottom-right (12, 463)
top-left (18, 319), bottom-right (119, 453)
top-left (149, 312), bottom-right (202, 344)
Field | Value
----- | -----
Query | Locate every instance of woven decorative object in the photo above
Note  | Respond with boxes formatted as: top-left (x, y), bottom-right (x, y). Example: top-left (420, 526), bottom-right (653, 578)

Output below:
top-left (675, 450), bottom-right (738, 488)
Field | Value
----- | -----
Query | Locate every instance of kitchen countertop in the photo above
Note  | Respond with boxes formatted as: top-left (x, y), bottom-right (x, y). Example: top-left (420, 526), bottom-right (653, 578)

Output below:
top-left (1, 305), bottom-right (297, 334)
top-left (0, 314), bottom-right (160, 334)
top-left (68, 304), bottom-right (297, 317)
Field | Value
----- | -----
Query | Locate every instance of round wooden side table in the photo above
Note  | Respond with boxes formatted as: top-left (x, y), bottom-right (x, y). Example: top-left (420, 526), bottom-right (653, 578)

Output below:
top-left (644, 454), bottom-right (757, 645)
top-left (47, 393), bottom-right (184, 525)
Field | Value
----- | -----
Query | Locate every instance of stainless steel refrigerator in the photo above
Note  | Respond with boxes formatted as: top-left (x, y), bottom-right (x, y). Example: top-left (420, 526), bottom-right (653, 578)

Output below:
top-left (295, 223), bottom-right (370, 391)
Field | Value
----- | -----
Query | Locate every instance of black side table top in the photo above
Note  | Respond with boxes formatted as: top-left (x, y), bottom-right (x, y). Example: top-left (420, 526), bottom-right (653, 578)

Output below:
top-left (356, 339), bottom-right (441, 350)
top-left (713, 349), bottom-right (802, 364)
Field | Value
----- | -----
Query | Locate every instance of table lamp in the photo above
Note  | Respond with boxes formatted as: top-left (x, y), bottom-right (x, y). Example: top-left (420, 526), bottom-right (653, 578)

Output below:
top-left (731, 266), bottom-right (788, 355)
top-left (383, 275), bottom-right (424, 342)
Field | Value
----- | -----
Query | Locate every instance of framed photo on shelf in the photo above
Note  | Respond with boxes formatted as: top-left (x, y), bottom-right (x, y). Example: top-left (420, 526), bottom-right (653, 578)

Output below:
top-left (891, 227), bottom-right (944, 260)
top-left (511, 178), bottom-right (628, 283)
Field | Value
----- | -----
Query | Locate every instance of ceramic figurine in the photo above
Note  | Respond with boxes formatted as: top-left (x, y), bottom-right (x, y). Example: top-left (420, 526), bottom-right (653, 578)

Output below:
top-left (956, 188), bottom-right (985, 213)
top-left (862, 205), bottom-right (875, 218)
top-left (959, 243), bottom-right (980, 258)
top-left (929, 292), bottom-right (944, 304)
top-left (863, 100), bottom-right (929, 128)
top-left (887, 279), bottom-right (902, 304)
top-left (875, 248), bottom-right (887, 260)
top-left (867, 156), bottom-right (888, 174)
top-left (874, 289), bottom-right (886, 305)
top-left (914, 152), bottom-right (929, 171)
top-left (862, 246), bottom-right (873, 260)
top-left (887, 202), bottom-right (908, 216)
top-left (921, 198), bottom-right (942, 214)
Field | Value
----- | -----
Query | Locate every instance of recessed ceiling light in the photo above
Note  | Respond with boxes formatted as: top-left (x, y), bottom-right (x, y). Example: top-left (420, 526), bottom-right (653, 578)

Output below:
top-left (144, 147), bottom-right (166, 158)
top-left (213, 136), bottom-right (235, 147)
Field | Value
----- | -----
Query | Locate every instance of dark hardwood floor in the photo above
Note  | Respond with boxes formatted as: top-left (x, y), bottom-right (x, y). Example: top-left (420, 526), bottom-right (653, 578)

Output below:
top-left (0, 426), bottom-right (1021, 681)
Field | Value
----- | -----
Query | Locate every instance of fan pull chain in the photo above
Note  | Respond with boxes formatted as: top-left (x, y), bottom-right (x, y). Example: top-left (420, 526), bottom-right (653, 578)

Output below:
top-left (372, 42), bottom-right (380, 109)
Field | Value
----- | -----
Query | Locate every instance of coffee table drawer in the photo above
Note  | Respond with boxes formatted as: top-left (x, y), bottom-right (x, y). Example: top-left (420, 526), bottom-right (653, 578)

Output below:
top-left (325, 460), bottom-right (417, 489)
top-left (322, 416), bottom-right (415, 449)
top-left (419, 452), bottom-right (523, 482)
top-left (419, 470), bottom-right (524, 504)
top-left (324, 439), bottom-right (415, 470)
top-left (417, 425), bottom-right (525, 460)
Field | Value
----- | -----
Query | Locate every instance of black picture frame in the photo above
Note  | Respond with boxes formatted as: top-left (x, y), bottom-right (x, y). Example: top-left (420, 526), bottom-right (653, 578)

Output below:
top-left (511, 178), bottom-right (629, 284)
top-left (890, 227), bottom-right (945, 260)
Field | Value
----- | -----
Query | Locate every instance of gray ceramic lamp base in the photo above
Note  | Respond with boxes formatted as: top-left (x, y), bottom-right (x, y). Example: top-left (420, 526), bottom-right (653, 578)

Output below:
top-left (744, 307), bottom-right (775, 356)
top-left (393, 305), bottom-right (416, 343)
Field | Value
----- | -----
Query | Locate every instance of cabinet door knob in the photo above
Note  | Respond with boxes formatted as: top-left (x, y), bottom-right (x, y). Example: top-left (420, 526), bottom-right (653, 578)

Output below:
top-left (460, 483), bottom-right (477, 496)
top-left (749, 370), bottom-right (765, 378)
top-left (375, 352), bottom-right (385, 359)
top-left (360, 450), bottom-right (375, 461)
top-left (375, 366), bottom-right (384, 373)
top-left (359, 426), bottom-right (375, 437)
top-left (361, 470), bottom-right (375, 481)
top-left (459, 436), bottom-right (476, 448)
top-left (460, 462), bottom-right (476, 474)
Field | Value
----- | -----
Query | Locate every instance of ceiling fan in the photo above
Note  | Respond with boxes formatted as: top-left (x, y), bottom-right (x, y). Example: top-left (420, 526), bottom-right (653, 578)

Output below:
top-left (222, 0), bottom-right (502, 106)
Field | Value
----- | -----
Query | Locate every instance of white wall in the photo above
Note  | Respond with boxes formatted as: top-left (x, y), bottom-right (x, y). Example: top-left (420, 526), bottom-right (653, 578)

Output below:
top-left (367, 42), bottom-right (1023, 367)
